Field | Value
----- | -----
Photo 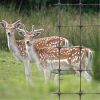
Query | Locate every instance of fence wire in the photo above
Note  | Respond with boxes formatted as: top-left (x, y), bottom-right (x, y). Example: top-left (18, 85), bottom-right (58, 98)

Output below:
top-left (53, 0), bottom-right (100, 100)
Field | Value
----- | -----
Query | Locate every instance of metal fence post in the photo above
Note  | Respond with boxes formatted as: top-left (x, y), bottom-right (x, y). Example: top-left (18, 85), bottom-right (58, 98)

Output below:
top-left (53, 0), bottom-right (100, 100)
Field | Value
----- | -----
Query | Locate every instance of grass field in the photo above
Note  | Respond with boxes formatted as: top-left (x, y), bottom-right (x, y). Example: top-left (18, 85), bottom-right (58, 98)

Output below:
top-left (0, 51), bottom-right (100, 100)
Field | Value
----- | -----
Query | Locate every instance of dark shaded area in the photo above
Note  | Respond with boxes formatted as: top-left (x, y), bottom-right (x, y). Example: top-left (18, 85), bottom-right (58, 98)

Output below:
top-left (0, 0), bottom-right (99, 13)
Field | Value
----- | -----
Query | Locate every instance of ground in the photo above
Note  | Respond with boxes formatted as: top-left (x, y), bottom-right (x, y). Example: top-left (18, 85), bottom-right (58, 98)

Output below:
top-left (0, 51), bottom-right (100, 100)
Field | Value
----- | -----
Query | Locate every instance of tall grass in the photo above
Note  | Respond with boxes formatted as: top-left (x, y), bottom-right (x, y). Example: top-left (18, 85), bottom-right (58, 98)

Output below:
top-left (0, 6), bottom-right (99, 49)
top-left (0, 6), bottom-right (100, 79)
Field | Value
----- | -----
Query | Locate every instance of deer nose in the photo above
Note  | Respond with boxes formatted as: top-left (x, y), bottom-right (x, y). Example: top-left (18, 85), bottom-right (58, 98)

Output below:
top-left (26, 41), bottom-right (30, 44)
top-left (8, 32), bottom-right (11, 36)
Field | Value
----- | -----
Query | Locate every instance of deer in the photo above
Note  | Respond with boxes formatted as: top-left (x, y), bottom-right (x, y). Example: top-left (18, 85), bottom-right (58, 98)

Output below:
top-left (0, 20), bottom-right (33, 84)
top-left (17, 28), bottom-right (94, 83)
top-left (17, 25), bottom-right (71, 67)
top-left (20, 24), bottom-right (71, 49)
top-left (0, 20), bottom-right (70, 84)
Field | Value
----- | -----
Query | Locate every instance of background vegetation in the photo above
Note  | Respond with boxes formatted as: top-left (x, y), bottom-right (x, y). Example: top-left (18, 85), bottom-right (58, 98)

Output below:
top-left (0, 0), bottom-right (100, 100)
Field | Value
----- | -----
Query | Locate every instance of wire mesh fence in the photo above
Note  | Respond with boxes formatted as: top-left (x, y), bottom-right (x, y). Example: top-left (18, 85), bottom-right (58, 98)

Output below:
top-left (53, 0), bottom-right (100, 100)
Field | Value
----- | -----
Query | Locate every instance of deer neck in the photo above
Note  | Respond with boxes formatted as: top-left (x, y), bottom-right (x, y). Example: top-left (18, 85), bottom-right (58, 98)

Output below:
top-left (27, 43), bottom-right (42, 70)
top-left (7, 34), bottom-right (21, 60)
top-left (28, 44), bottom-right (39, 62)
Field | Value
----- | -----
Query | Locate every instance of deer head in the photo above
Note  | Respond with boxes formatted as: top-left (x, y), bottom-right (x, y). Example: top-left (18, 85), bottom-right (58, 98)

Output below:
top-left (0, 20), bottom-right (22, 37)
top-left (17, 24), bottom-right (44, 49)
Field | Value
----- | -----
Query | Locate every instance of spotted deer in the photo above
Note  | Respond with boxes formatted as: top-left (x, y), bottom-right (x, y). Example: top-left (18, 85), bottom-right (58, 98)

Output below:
top-left (18, 29), bottom-right (94, 82)
top-left (0, 20), bottom-right (70, 84)
top-left (20, 25), bottom-right (70, 49)
top-left (17, 25), bottom-right (70, 68)
top-left (0, 20), bottom-right (33, 84)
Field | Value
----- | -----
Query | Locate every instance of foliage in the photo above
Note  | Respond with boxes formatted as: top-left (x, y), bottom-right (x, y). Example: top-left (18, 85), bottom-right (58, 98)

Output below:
top-left (0, 6), bottom-right (99, 49)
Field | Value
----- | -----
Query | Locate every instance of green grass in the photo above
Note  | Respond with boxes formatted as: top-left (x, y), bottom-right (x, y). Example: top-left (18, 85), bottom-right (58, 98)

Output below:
top-left (0, 51), bottom-right (56, 100)
top-left (0, 51), bottom-right (100, 100)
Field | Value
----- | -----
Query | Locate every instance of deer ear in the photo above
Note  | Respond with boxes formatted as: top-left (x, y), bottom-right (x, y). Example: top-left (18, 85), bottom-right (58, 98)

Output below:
top-left (17, 28), bottom-right (26, 37)
top-left (32, 32), bottom-right (42, 38)
top-left (0, 20), bottom-right (8, 28)
top-left (32, 29), bottom-right (44, 38)
top-left (13, 20), bottom-right (22, 28)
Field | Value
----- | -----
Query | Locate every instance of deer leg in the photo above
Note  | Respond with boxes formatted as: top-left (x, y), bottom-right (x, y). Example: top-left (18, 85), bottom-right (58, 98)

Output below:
top-left (23, 60), bottom-right (32, 84)
top-left (75, 69), bottom-right (92, 82)
top-left (54, 74), bottom-right (59, 81)
top-left (43, 68), bottom-right (51, 82)
top-left (81, 71), bottom-right (92, 82)
top-left (54, 74), bottom-right (59, 85)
